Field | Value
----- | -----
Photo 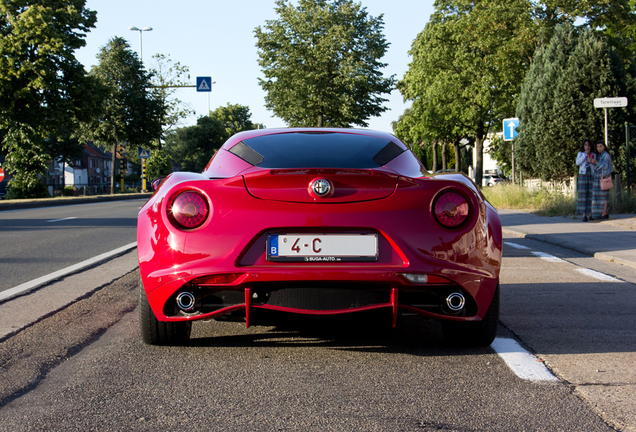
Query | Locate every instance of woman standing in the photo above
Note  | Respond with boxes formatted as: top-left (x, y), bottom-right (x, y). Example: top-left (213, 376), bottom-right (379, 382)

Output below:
top-left (590, 139), bottom-right (613, 220)
top-left (575, 139), bottom-right (595, 221)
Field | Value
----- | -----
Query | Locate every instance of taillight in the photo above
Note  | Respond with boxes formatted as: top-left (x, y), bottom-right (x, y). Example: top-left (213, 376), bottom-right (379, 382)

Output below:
top-left (170, 191), bottom-right (209, 229)
top-left (434, 191), bottom-right (469, 228)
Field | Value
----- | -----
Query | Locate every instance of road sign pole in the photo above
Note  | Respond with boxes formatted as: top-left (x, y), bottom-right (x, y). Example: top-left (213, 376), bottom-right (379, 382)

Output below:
top-left (512, 142), bottom-right (515, 185)
top-left (142, 159), bottom-right (147, 191)
top-left (604, 107), bottom-right (609, 146)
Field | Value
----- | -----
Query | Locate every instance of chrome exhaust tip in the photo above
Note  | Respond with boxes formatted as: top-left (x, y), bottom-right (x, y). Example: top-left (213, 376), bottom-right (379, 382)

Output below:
top-left (445, 292), bottom-right (465, 312)
top-left (176, 291), bottom-right (196, 312)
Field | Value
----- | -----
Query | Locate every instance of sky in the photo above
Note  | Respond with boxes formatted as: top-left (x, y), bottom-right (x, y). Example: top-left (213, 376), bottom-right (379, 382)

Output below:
top-left (75, 1), bottom-right (436, 134)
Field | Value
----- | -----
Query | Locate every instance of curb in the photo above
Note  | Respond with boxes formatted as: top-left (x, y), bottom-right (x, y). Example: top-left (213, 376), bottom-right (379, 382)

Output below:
top-left (502, 228), bottom-right (636, 271)
top-left (0, 193), bottom-right (151, 212)
top-left (0, 242), bottom-right (138, 304)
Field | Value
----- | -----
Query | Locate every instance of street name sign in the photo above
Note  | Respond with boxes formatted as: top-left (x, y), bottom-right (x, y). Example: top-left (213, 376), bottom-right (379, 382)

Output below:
top-left (138, 147), bottom-right (150, 159)
top-left (594, 97), bottom-right (628, 108)
top-left (503, 118), bottom-right (519, 141)
top-left (196, 77), bottom-right (212, 92)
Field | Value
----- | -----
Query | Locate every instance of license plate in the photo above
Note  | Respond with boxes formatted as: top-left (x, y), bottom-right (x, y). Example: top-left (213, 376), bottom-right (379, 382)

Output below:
top-left (267, 234), bottom-right (378, 262)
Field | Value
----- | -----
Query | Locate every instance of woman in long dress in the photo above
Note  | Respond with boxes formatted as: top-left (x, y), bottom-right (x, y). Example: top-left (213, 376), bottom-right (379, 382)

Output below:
top-left (590, 140), bottom-right (613, 220)
top-left (575, 138), bottom-right (595, 222)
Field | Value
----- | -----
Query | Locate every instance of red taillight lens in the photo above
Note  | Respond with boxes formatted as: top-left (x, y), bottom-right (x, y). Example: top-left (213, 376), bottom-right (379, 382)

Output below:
top-left (434, 192), bottom-right (469, 228)
top-left (170, 191), bottom-right (209, 229)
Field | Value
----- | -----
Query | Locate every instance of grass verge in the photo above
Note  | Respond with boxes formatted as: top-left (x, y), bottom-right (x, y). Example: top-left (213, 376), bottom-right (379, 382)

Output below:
top-left (481, 183), bottom-right (636, 216)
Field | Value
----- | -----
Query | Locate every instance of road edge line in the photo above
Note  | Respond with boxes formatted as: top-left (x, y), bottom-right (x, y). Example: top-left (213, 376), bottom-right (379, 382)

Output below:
top-left (491, 337), bottom-right (558, 382)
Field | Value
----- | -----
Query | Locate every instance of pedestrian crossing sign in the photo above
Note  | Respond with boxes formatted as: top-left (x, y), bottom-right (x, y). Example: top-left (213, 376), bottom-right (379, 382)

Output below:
top-left (196, 77), bottom-right (212, 92)
top-left (138, 147), bottom-right (150, 159)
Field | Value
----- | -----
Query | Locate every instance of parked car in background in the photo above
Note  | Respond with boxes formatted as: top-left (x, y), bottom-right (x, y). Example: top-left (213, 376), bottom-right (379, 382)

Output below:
top-left (137, 128), bottom-right (503, 347)
top-left (482, 174), bottom-right (506, 187)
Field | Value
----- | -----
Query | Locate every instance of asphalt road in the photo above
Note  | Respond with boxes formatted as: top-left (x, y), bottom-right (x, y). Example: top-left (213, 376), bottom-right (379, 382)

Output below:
top-left (1, 232), bottom-right (634, 430)
top-left (0, 199), bottom-right (144, 292)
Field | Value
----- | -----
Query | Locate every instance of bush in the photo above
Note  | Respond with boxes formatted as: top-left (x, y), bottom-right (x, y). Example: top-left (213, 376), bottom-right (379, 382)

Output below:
top-left (63, 186), bottom-right (75, 197)
top-left (5, 181), bottom-right (50, 199)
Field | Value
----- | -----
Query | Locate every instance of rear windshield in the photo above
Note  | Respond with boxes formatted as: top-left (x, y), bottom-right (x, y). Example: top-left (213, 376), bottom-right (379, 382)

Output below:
top-left (230, 132), bottom-right (405, 168)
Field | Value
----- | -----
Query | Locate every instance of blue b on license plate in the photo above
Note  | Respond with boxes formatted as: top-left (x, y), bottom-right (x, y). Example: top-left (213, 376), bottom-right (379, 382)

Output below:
top-left (267, 234), bottom-right (378, 262)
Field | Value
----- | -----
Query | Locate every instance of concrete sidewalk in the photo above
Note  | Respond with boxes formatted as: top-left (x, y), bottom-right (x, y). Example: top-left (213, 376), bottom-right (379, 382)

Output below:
top-left (499, 209), bottom-right (636, 270)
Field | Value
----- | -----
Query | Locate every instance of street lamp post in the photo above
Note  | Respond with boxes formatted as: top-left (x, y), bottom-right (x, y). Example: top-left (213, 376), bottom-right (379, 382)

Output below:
top-left (129, 26), bottom-right (152, 192)
top-left (129, 26), bottom-right (152, 62)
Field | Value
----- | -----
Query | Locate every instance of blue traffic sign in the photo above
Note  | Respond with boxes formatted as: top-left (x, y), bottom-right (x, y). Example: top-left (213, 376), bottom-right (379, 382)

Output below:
top-left (503, 118), bottom-right (519, 141)
top-left (138, 147), bottom-right (150, 159)
top-left (196, 76), bottom-right (212, 92)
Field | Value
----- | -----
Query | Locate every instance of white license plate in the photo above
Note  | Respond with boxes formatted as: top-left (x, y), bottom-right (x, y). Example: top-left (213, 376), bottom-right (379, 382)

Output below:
top-left (267, 234), bottom-right (378, 262)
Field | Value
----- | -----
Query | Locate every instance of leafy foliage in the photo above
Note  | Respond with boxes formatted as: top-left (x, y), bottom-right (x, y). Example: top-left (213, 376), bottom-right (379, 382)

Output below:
top-left (397, 0), bottom-right (538, 186)
top-left (81, 37), bottom-right (165, 194)
top-left (0, 0), bottom-right (100, 197)
top-left (255, 0), bottom-right (395, 127)
top-left (514, 24), bottom-right (636, 180)
top-left (163, 104), bottom-right (261, 174)
top-left (209, 104), bottom-right (258, 138)
top-left (163, 117), bottom-right (226, 173)
top-left (149, 53), bottom-right (194, 140)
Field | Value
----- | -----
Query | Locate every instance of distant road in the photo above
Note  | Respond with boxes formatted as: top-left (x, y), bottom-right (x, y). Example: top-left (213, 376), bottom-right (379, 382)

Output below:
top-left (0, 199), bottom-right (145, 293)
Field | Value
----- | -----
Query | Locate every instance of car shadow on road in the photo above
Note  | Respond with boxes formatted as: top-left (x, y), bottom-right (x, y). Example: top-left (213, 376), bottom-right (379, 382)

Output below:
top-left (183, 312), bottom-right (494, 357)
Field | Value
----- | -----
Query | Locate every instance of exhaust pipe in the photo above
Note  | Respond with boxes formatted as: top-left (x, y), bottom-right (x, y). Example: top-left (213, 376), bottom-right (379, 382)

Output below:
top-left (176, 291), bottom-right (196, 312)
top-left (445, 292), bottom-right (465, 312)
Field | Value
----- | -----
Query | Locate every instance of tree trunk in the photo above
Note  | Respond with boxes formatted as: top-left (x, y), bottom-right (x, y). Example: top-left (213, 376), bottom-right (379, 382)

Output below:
top-left (455, 141), bottom-right (460, 172)
top-left (432, 141), bottom-right (438, 172)
top-left (317, 113), bottom-right (324, 128)
top-left (474, 121), bottom-right (485, 187)
top-left (110, 142), bottom-right (117, 195)
top-left (441, 142), bottom-right (447, 170)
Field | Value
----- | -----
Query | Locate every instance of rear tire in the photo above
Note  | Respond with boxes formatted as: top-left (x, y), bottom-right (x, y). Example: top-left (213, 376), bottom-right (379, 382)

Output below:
top-left (442, 283), bottom-right (499, 347)
top-left (139, 276), bottom-right (191, 345)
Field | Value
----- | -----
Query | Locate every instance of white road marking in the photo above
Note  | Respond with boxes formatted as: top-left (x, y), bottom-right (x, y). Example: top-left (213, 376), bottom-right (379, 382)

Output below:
top-left (0, 242), bottom-right (138, 303)
top-left (531, 251), bottom-right (565, 263)
top-left (46, 217), bottom-right (77, 223)
top-left (491, 338), bottom-right (558, 382)
top-left (575, 268), bottom-right (622, 282)
top-left (504, 241), bottom-right (529, 250)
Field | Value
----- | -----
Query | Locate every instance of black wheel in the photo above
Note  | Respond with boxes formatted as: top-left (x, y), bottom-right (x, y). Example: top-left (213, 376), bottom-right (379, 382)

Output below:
top-left (139, 276), bottom-right (191, 346)
top-left (442, 283), bottom-right (499, 347)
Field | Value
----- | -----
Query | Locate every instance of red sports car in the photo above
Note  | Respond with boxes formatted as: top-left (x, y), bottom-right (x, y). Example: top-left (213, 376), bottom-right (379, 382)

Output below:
top-left (137, 128), bottom-right (502, 346)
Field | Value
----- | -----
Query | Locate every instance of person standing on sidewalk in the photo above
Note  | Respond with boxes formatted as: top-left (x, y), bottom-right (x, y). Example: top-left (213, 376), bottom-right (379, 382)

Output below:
top-left (590, 139), bottom-right (613, 220)
top-left (575, 138), bottom-right (595, 221)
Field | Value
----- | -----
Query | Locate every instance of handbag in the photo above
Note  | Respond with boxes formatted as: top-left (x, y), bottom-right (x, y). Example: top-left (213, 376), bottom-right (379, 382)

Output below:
top-left (601, 174), bottom-right (613, 190)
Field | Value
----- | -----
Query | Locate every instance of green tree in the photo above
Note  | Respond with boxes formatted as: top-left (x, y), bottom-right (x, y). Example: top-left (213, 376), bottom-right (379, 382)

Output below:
top-left (164, 104), bottom-right (261, 174)
top-left (398, 0), bottom-right (538, 186)
top-left (149, 53), bottom-right (194, 141)
top-left (210, 103), bottom-right (257, 139)
top-left (536, 0), bottom-right (636, 58)
top-left (254, 0), bottom-right (395, 127)
top-left (0, 0), bottom-right (100, 198)
top-left (515, 24), bottom-right (636, 180)
top-left (82, 37), bottom-right (164, 194)
top-left (163, 116), bottom-right (226, 173)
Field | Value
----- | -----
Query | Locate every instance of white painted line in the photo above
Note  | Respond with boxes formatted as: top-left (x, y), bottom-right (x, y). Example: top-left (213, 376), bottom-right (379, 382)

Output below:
top-left (504, 241), bottom-right (529, 250)
top-left (491, 338), bottom-right (558, 382)
top-left (0, 242), bottom-right (138, 303)
top-left (575, 268), bottom-right (622, 282)
top-left (531, 251), bottom-right (565, 263)
top-left (47, 217), bottom-right (77, 223)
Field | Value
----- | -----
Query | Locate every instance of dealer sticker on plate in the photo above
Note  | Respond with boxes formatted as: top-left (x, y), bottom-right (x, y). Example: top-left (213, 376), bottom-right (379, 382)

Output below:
top-left (267, 234), bottom-right (378, 262)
